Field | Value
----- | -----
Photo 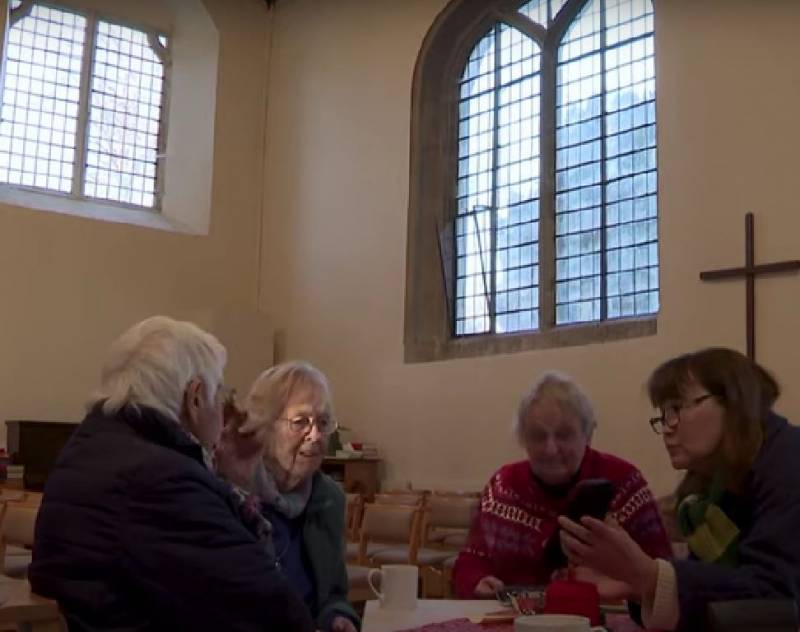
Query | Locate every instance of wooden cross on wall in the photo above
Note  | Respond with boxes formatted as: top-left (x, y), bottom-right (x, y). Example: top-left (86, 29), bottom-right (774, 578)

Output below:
top-left (699, 213), bottom-right (800, 360)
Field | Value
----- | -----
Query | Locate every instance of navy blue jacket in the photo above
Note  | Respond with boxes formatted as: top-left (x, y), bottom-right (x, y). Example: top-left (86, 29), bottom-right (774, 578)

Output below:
top-left (672, 413), bottom-right (800, 631)
top-left (29, 404), bottom-right (315, 632)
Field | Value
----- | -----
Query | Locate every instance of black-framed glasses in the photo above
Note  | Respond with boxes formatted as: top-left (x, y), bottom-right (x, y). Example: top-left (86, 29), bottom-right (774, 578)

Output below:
top-left (279, 414), bottom-right (338, 436)
top-left (649, 393), bottom-right (713, 435)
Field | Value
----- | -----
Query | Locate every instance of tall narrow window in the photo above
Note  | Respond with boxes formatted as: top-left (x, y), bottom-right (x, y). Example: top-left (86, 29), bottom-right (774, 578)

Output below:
top-left (555, 0), bottom-right (657, 324)
top-left (0, 1), bottom-right (169, 209)
top-left (451, 0), bottom-right (657, 337)
top-left (456, 25), bottom-right (542, 335)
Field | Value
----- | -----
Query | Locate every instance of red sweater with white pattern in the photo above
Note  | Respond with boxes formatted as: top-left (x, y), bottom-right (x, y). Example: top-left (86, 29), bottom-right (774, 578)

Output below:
top-left (452, 449), bottom-right (672, 598)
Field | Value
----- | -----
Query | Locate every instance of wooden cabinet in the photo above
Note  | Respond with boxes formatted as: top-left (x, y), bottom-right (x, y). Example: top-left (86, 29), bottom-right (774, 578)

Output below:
top-left (321, 458), bottom-right (380, 500)
top-left (5, 420), bottom-right (79, 490)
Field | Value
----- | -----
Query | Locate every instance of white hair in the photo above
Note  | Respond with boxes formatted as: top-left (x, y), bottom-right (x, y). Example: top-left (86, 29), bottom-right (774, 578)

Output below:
top-left (512, 371), bottom-right (597, 442)
top-left (242, 361), bottom-right (332, 432)
top-left (92, 316), bottom-right (227, 422)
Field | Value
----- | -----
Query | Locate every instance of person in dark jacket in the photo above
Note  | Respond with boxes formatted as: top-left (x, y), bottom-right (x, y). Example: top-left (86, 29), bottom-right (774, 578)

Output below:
top-left (29, 316), bottom-right (315, 632)
top-left (243, 361), bottom-right (359, 632)
top-left (558, 347), bottom-right (800, 632)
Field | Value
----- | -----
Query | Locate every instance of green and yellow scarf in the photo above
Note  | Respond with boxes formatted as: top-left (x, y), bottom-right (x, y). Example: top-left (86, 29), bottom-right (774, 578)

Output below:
top-left (677, 469), bottom-right (740, 565)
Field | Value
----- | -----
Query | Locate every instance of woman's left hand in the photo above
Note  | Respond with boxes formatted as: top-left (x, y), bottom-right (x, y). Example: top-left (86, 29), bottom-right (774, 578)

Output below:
top-left (214, 407), bottom-right (268, 489)
top-left (330, 616), bottom-right (357, 632)
top-left (557, 515), bottom-right (658, 599)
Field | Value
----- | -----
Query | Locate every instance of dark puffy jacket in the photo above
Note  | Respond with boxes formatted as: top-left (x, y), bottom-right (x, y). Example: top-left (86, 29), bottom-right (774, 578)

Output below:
top-left (30, 404), bottom-right (315, 632)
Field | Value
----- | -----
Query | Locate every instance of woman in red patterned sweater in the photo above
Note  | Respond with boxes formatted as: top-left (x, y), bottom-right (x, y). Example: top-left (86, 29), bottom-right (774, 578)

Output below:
top-left (452, 371), bottom-right (672, 598)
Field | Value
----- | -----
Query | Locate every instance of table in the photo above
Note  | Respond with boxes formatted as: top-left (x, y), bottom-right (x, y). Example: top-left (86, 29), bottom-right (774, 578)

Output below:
top-left (0, 576), bottom-right (62, 631)
top-left (362, 599), bottom-right (644, 632)
top-left (363, 599), bottom-right (503, 632)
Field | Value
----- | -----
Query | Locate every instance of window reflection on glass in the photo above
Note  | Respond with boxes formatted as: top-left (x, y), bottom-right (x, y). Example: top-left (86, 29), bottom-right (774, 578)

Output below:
top-left (455, 24), bottom-right (541, 336)
top-left (0, 4), bottom-right (86, 192)
top-left (518, 0), bottom-right (569, 27)
top-left (0, 2), bottom-right (167, 210)
top-left (84, 21), bottom-right (165, 208)
top-left (555, 0), bottom-right (657, 325)
top-left (454, 0), bottom-right (658, 337)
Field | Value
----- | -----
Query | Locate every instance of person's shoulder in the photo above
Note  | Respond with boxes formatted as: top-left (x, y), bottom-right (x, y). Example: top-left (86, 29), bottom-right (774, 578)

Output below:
top-left (584, 448), bottom-right (654, 500)
top-left (487, 460), bottom-right (531, 492)
top-left (586, 447), bottom-right (644, 481)
top-left (314, 471), bottom-right (346, 503)
top-left (50, 408), bottom-right (165, 487)
top-left (754, 413), bottom-right (800, 482)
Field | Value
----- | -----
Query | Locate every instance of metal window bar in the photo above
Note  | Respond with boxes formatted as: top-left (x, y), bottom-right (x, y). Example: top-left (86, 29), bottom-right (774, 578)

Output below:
top-left (598, 0), bottom-right (608, 321)
top-left (469, 205), bottom-right (494, 321)
top-left (71, 7), bottom-right (95, 198)
top-left (488, 25), bottom-right (502, 333)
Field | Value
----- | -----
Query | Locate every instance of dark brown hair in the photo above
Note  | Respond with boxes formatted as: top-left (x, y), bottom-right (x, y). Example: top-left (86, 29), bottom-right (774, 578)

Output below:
top-left (647, 347), bottom-right (779, 495)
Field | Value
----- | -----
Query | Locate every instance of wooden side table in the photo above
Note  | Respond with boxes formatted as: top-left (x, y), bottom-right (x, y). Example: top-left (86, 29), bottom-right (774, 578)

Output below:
top-left (322, 458), bottom-right (381, 500)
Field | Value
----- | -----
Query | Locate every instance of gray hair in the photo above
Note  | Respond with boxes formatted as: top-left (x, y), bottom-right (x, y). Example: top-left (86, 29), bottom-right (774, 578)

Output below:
top-left (243, 361), bottom-right (332, 431)
top-left (512, 371), bottom-right (596, 442)
top-left (92, 316), bottom-right (227, 422)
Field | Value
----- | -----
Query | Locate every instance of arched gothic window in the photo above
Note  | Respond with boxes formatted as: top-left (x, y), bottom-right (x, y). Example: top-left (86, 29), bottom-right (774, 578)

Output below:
top-left (406, 0), bottom-right (658, 361)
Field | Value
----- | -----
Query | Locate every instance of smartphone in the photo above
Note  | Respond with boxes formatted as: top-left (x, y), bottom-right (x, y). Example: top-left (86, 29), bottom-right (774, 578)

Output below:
top-left (543, 478), bottom-right (615, 568)
top-left (565, 478), bottom-right (615, 522)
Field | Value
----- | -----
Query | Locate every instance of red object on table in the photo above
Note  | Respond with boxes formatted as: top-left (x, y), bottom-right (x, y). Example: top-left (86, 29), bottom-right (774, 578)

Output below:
top-left (543, 579), bottom-right (601, 625)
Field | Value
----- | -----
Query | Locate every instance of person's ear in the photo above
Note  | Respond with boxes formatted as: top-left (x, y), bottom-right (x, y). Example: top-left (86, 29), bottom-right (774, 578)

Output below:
top-left (183, 378), bottom-right (205, 425)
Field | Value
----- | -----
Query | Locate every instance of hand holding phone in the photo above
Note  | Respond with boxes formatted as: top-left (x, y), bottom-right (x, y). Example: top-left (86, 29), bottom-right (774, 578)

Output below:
top-left (566, 478), bottom-right (615, 521)
top-left (543, 478), bottom-right (615, 568)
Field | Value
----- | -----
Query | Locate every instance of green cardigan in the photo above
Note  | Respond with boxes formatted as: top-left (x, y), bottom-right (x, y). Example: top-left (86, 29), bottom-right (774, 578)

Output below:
top-left (303, 472), bottom-right (361, 630)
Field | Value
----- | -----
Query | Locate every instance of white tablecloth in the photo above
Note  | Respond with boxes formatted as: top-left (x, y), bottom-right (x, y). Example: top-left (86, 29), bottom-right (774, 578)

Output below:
top-left (362, 599), bottom-right (504, 632)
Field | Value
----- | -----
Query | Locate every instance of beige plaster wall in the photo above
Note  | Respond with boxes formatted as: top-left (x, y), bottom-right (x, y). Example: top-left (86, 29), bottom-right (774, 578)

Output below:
top-left (0, 0), bottom-right (273, 438)
top-left (260, 0), bottom-right (800, 496)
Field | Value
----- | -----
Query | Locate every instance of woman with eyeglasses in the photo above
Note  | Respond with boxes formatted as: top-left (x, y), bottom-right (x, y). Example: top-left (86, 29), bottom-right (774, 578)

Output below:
top-left (240, 361), bottom-right (359, 632)
top-left (558, 347), bottom-right (800, 632)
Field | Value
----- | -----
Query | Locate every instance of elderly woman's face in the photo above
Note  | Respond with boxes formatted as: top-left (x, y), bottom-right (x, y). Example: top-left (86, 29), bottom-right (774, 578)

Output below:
top-left (659, 377), bottom-right (725, 473)
top-left (522, 397), bottom-right (589, 486)
top-left (266, 385), bottom-right (329, 491)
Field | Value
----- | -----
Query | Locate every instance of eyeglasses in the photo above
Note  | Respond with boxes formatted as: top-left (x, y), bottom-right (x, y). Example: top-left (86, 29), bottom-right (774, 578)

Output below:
top-left (218, 384), bottom-right (236, 405)
top-left (649, 393), bottom-right (713, 434)
top-left (279, 414), bottom-right (338, 436)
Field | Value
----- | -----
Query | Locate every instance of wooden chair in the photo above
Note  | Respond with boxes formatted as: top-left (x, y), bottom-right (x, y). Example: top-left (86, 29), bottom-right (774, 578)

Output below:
top-left (344, 493), bottom-right (363, 542)
top-left (421, 495), bottom-right (478, 550)
top-left (0, 492), bottom-right (42, 507)
top-left (372, 492), bottom-right (425, 506)
top-left (430, 489), bottom-right (480, 498)
top-left (344, 493), bottom-right (364, 562)
top-left (346, 564), bottom-right (373, 603)
top-left (0, 501), bottom-right (40, 578)
top-left (442, 554), bottom-right (458, 598)
top-left (0, 576), bottom-right (65, 631)
top-left (362, 499), bottom-right (452, 586)
top-left (417, 495), bottom-right (478, 596)
top-left (357, 503), bottom-right (422, 566)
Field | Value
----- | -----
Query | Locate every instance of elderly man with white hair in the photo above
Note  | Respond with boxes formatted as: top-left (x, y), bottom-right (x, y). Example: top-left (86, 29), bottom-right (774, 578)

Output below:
top-left (452, 371), bottom-right (672, 599)
top-left (30, 316), bottom-right (314, 632)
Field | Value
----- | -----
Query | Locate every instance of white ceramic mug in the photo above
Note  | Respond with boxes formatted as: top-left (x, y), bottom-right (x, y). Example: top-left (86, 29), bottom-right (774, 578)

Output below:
top-left (514, 614), bottom-right (605, 631)
top-left (367, 564), bottom-right (418, 611)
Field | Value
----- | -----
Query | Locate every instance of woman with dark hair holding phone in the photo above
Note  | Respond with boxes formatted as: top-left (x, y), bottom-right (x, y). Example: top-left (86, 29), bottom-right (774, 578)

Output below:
top-left (559, 348), bottom-right (800, 631)
top-left (452, 371), bottom-right (671, 598)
